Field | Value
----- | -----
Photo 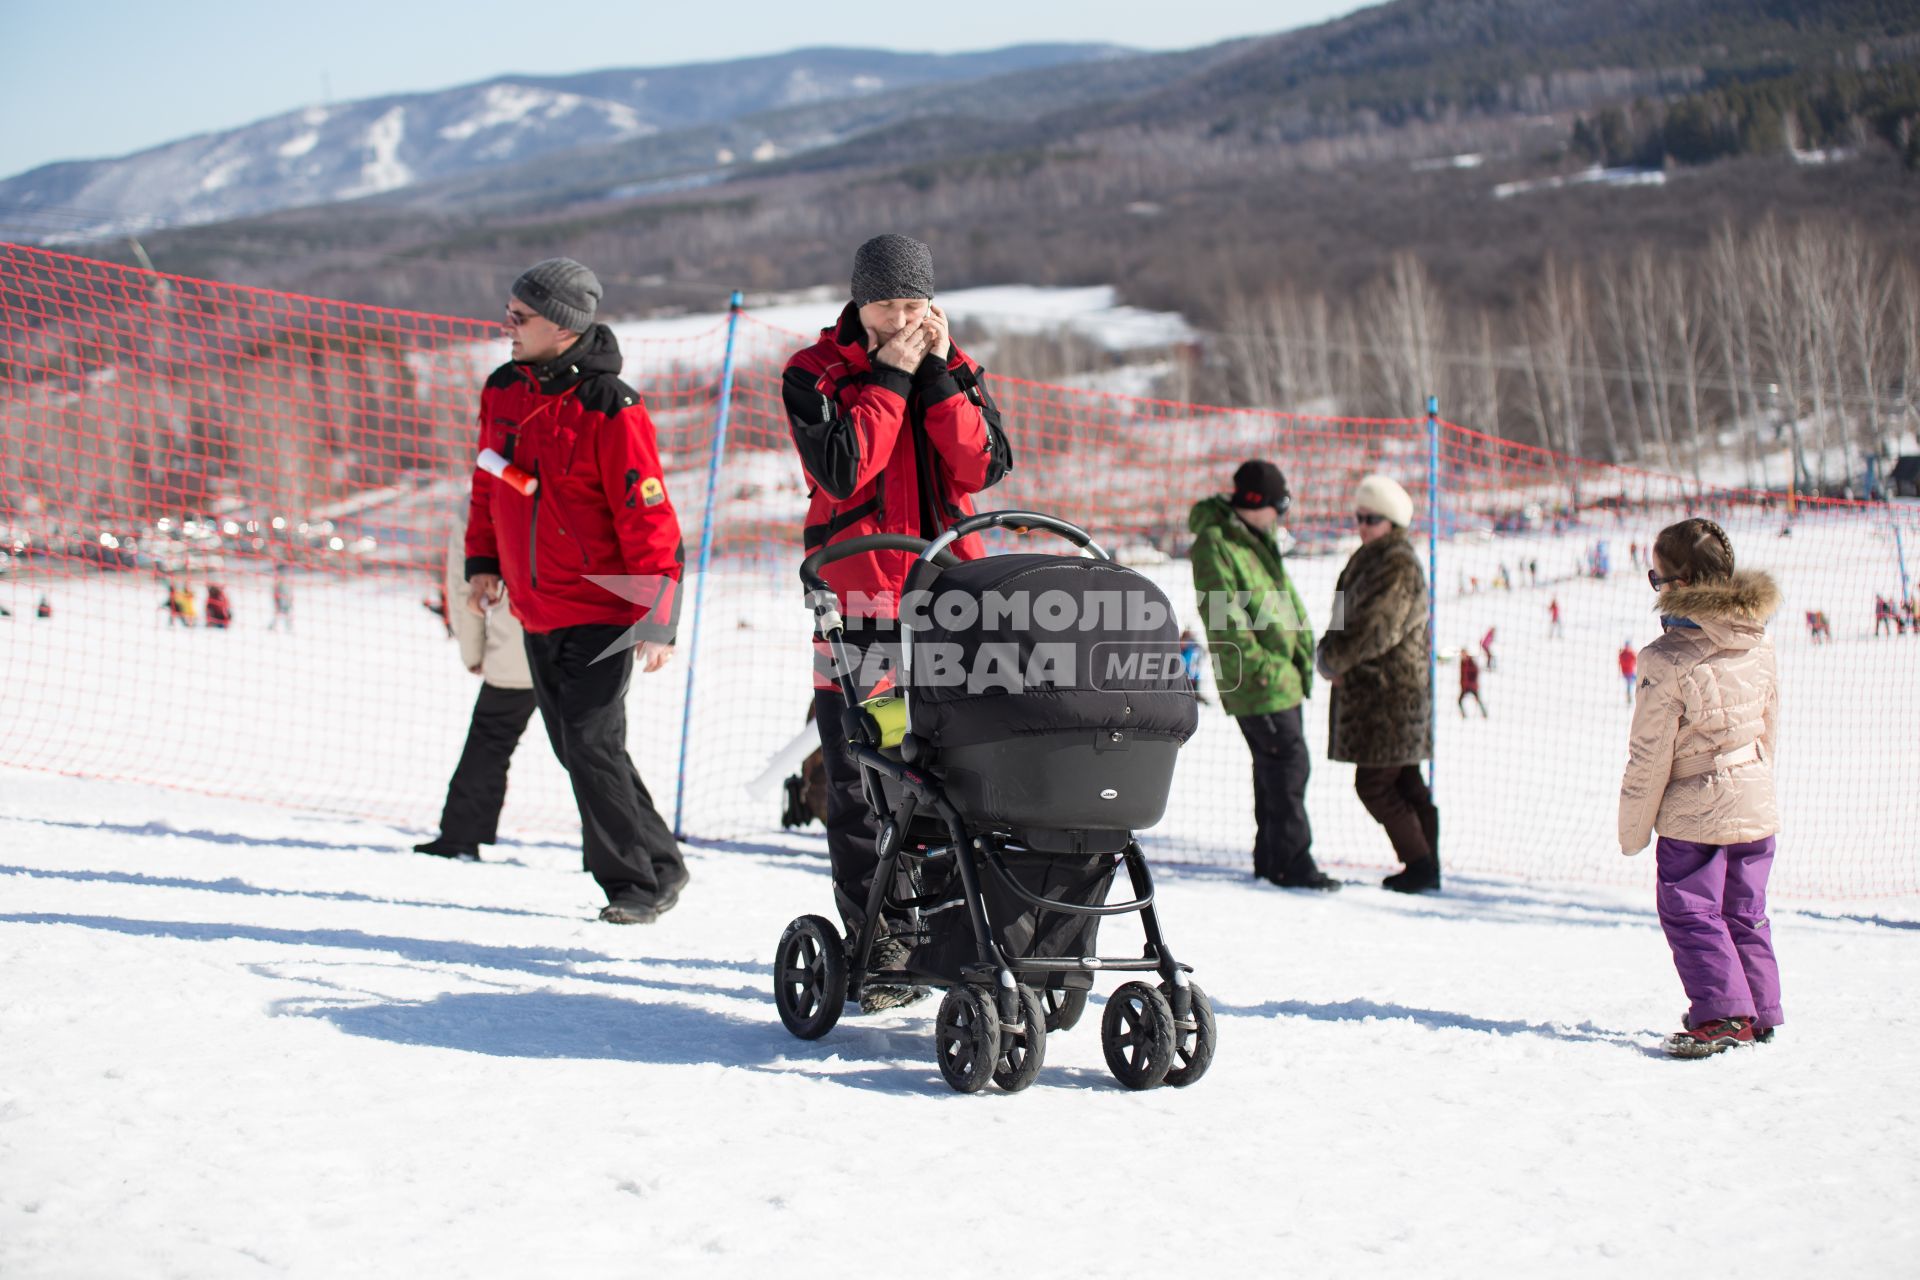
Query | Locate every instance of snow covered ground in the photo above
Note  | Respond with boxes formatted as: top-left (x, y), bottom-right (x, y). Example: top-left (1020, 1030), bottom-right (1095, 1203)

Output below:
top-left (3, 767), bottom-right (1918, 1277)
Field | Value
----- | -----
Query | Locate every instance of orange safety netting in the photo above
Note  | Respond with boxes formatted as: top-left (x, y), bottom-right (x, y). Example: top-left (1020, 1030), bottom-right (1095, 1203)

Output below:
top-left (3, 245), bottom-right (1915, 898)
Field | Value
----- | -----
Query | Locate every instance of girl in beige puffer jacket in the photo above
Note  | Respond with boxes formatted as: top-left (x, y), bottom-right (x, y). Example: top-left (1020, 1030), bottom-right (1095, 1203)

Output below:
top-left (1619, 518), bottom-right (1783, 1058)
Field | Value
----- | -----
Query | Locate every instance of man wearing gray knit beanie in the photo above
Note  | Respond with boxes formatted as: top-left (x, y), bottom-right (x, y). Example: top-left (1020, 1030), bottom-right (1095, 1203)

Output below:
top-left (465, 256), bottom-right (691, 925)
top-left (505, 258), bottom-right (601, 360)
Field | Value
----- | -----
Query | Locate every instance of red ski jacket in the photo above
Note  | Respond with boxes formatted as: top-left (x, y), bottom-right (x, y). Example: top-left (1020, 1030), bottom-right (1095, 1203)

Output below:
top-left (783, 305), bottom-right (1012, 619)
top-left (465, 326), bottom-right (682, 638)
top-left (1618, 647), bottom-right (1638, 678)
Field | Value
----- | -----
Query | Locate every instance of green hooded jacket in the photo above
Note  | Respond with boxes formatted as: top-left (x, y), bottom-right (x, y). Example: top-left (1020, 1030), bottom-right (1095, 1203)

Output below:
top-left (1187, 495), bottom-right (1314, 716)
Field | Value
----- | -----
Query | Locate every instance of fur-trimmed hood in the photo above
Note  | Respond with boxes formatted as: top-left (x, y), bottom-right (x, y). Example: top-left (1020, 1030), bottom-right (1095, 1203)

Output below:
top-left (1657, 570), bottom-right (1781, 650)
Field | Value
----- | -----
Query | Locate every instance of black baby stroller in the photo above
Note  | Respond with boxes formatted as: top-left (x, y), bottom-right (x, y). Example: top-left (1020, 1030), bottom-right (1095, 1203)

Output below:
top-left (772, 510), bottom-right (1216, 1093)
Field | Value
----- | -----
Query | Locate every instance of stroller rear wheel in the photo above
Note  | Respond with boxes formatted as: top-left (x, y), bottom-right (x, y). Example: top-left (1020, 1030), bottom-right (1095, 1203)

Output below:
top-left (1042, 985), bottom-right (1088, 1033)
top-left (934, 985), bottom-right (1002, 1094)
top-left (774, 915), bottom-right (847, 1040)
top-left (1101, 981), bottom-right (1177, 1090)
top-left (992, 987), bottom-right (1048, 1093)
top-left (1159, 981), bottom-right (1217, 1088)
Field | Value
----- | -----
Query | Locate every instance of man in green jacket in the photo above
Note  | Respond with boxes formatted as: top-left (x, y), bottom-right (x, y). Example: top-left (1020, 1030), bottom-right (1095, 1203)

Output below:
top-left (1189, 460), bottom-right (1338, 890)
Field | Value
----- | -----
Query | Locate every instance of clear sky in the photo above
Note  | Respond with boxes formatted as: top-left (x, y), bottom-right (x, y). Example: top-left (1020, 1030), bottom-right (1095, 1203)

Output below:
top-left (0, 0), bottom-right (1373, 181)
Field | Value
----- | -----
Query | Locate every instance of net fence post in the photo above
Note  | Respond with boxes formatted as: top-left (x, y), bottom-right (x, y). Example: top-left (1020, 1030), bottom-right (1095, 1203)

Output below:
top-left (1895, 518), bottom-right (1912, 604)
top-left (1426, 394), bottom-right (1440, 795)
top-left (672, 290), bottom-right (745, 840)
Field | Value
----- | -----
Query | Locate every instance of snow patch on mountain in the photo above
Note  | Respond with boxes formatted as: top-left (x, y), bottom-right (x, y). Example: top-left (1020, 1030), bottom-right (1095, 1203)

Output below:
top-left (346, 107), bottom-right (412, 197)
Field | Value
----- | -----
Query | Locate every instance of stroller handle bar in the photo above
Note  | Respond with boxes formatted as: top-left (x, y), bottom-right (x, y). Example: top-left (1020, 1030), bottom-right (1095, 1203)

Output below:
top-left (798, 534), bottom-right (957, 595)
top-left (922, 510), bottom-right (1108, 563)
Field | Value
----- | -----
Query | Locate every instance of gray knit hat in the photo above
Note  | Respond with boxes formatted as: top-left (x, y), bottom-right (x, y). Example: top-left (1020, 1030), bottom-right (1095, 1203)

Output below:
top-left (511, 258), bottom-right (601, 333)
top-left (851, 234), bottom-right (935, 306)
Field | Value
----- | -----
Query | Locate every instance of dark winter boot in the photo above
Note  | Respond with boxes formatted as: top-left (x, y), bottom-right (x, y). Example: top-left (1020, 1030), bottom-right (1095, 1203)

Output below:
top-left (1382, 857), bottom-right (1440, 894)
top-left (598, 891), bottom-right (661, 925)
top-left (1274, 869), bottom-right (1343, 891)
top-left (414, 838), bottom-right (480, 862)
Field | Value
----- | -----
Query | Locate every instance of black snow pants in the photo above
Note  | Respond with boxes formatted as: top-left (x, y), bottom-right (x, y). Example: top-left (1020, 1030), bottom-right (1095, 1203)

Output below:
top-left (524, 622), bottom-right (684, 902)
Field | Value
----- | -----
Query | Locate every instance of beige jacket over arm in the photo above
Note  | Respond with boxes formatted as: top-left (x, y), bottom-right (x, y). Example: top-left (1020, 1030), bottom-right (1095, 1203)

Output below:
top-left (448, 523), bottom-right (532, 690)
top-left (1618, 571), bottom-right (1781, 854)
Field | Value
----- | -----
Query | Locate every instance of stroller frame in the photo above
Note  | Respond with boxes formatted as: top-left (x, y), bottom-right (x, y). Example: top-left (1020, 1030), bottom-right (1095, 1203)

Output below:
top-left (775, 510), bottom-right (1212, 1093)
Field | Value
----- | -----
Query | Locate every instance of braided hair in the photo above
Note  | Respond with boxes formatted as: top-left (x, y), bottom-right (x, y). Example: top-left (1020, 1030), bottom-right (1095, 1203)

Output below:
top-left (1652, 517), bottom-right (1735, 585)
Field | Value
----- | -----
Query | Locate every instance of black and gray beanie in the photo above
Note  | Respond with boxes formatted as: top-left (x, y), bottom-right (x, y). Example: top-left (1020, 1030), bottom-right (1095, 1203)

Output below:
top-left (511, 258), bottom-right (601, 333)
top-left (850, 234), bottom-right (935, 306)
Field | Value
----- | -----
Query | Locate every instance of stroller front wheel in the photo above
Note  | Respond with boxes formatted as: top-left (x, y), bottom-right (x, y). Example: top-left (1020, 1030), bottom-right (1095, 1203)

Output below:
top-left (991, 986), bottom-right (1048, 1094)
top-left (1101, 981), bottom-right (1177, 1090)
top-left (1159, 981), bottom-right (1217, 1088)
top-left (774, 914), bottom-right (847, 1040)
top-left (934, 985), bottom-right (1002, 1094)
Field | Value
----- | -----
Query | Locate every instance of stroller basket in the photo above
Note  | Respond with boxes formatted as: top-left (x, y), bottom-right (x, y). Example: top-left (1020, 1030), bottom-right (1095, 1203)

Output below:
top-left (907, 846), bottom-right (1117, 987)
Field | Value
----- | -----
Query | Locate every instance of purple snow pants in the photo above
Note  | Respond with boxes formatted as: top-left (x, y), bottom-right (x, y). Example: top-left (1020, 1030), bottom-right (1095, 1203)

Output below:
top-left (1655, 834), bottom-right (1783, 1029)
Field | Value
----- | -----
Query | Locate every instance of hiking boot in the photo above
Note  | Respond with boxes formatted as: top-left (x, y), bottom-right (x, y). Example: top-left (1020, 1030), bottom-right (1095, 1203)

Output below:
top-left (1274, 869), bottom-right (1342, 891)
top-left (853, 931), bottom-right (930, 1014)
top-left (413, 838), bottom-right (480, 862)
top-left (1666, 1016), bottom-right (1755, 1058)
top-left (1383, 858), bottom-right (1440, 894)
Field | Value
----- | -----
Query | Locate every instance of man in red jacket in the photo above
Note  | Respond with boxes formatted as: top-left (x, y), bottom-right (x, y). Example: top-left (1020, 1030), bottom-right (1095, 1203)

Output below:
top-left (466, 257), bottom-right (687, 924)
top-left (783, 234), bottom-right (1011, 1005)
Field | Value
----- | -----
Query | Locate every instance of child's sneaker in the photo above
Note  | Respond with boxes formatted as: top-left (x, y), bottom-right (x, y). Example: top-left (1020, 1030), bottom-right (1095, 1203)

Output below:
top-left (1666, 1016), bottom-right (1755, 1058)
top-left (1753, 1024), bottom-right (1776, 1044)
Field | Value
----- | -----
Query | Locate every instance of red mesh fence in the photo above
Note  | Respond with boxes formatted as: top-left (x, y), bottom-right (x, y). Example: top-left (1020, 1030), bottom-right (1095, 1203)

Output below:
top-left (3, 245), bottom-right (1915, 898)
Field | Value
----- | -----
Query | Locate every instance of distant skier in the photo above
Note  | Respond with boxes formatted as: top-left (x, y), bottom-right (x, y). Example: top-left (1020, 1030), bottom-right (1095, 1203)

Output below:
top-left (1874, 595), bottom-right (1895, 636)
top-left (1548, 597), bottom-right (1564, 638)
top-left (35, 595), bottom-right (51, 619)
top-left (160, 582), bottom-right (187, 627)
top-left (1480, 625), bottom-right (1497, 672)
top-left (1457, 649), bottom-right (1486, 718)
top-left (1804, 610), bottom-right (1830, 644)
top-left (204, 585), bottom-right (232, 629)
top-left (1177, 628), bottom-right (1211, 705)
top-left (1617, 639), bottom-right (1637, 705)
top-left (269, 565), bottom-right (294, 632)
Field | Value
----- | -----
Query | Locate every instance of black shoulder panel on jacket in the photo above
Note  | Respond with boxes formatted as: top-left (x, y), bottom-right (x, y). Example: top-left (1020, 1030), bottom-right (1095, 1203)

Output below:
top-left (485, 363), bottom-right (521, 391)
top-left (573, 374), bottom-right (643, 419)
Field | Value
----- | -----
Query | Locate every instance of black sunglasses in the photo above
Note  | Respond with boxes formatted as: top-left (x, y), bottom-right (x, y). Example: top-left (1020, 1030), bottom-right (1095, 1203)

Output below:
top-left (1648, 569), bottom-right (1685, 589)
top-left (1354, 511), bottom-right (1388, 527)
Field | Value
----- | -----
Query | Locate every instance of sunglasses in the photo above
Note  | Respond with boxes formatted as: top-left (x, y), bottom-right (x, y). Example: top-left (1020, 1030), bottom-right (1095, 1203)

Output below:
top-left (1648, 569), bottom-right (1684, 589)
top-left (503, 306), bottom-right (539, 329)
top-left (1354, 511), bottom-right (1388, 527)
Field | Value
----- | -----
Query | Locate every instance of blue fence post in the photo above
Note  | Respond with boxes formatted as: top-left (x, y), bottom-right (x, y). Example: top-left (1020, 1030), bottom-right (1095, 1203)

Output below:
top-left (673, 291), bottom-right (746, 840)
top-left (1426, 395), bottom-right (1440, 795)
top-left (1895, 519), bottom-right (1912, 604)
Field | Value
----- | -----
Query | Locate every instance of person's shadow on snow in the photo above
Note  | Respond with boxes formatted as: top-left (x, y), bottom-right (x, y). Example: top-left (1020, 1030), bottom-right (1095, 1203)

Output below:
top-left (4, 910), bottom-right (1100, 1093)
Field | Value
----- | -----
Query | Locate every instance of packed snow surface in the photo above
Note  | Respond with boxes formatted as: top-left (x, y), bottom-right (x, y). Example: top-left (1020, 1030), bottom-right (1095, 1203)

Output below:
top-left (3, 767), bottom-right (1917, 1277)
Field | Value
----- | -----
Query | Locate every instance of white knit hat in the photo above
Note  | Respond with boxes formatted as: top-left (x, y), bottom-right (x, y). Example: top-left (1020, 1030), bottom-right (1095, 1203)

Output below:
top-left (1354, 473), bottom-right (1414, 528)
